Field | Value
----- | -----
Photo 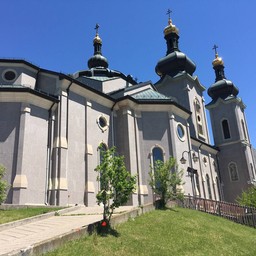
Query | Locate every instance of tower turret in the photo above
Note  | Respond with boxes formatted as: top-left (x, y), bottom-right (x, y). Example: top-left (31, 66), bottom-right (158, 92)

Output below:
top-left (87, 24), bottom-right (109, 69)
top-left (208, 45), bottom-right (239, 101)
top-left (155, 10), bottom-right (196, 77)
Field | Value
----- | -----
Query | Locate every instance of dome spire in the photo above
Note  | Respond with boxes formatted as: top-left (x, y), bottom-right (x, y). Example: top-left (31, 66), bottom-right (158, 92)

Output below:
top-left (212, 44), bottom-right (225, 81)
top-left (208, 45), bottom-right (239, 100)
top-left (155, 9), bottom-right (196, 77)
top-left (87, 23), bottom-right (108, 69)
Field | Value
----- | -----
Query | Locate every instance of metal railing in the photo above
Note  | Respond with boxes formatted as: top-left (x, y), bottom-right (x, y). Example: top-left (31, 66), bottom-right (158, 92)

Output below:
top-left (177, 196), bottom-right (256, 228)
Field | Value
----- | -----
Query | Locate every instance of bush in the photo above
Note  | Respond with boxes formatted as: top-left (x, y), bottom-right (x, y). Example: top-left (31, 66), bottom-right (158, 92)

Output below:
top-left (95, 146), bottom-right (136, 224)
top-left (149, 157), bottom-right (184, 208)
top-left (0, 165), bottom-right (8, 204)
top-left (237, 186), bottom-right (256, 208)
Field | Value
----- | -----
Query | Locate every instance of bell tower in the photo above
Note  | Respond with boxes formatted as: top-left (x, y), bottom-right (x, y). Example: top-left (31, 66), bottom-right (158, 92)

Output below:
top-left (206, 46), bottom-right (256, 202)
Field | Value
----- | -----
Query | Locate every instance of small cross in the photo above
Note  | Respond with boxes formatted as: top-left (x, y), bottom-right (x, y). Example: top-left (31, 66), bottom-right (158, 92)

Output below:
top-left (166, 9), bottom-right (172, 20)
top-left (95, 23), bottom-right (99, 34)
top-left (212, 44), bottom-right (218, 55)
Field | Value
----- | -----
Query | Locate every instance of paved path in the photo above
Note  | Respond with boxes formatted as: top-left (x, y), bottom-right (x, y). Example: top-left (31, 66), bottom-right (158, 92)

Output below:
top-left (0, 206), bottom-right (134, 255)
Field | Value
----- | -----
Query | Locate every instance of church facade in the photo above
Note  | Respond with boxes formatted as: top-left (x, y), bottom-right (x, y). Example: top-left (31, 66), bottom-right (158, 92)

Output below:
top-left (0, 17), bottom-right (255, 206)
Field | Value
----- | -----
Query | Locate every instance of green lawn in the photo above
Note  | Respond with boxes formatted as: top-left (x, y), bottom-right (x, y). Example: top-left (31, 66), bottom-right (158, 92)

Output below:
top-left (0, 207), bottom-right (62, 224)
top-left (45, 207), bottom-right (256, 256)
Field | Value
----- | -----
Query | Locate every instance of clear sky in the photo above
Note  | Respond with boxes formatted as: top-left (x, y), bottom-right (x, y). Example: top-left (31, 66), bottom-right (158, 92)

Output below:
top-left (1, 0), bottom-right (255, 147)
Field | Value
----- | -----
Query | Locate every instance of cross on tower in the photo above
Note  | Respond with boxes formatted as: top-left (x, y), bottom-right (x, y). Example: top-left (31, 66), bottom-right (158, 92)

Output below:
top-left (212, 44), bottom-right (218, 55)
top-left (95, 23), bottom-right (99, 35)
top-left (166, 9), bottom-right (172, 20)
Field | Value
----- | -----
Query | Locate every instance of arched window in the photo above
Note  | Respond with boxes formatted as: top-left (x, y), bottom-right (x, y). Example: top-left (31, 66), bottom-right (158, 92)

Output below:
top-left (98, 143), bottom-right (108, 191)
top-left (194, 98), bottom-right (204, 136)
top-left (251, 163), bottom-right (255, 180)
top-left (99, 143), bottom-right (108, 164)
top-left (229, 162), bottom-right (239, 181)
top-left (222, 119), bottom-right (231, 139)
top-left (216, 176), bottom-right (221, 200)
top-left (152, 146), bottom-right (164, 165)
top-left (195, 173), bottom-right (201, 197)
top-left (241, 120), bottom-right (247, 141)
top-left (206, 174), bottom-right (212, 199)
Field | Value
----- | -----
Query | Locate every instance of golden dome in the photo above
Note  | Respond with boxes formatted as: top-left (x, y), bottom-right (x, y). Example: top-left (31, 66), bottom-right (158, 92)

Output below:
top-left (164, 18), bottom-right (179, 35)
top-left (93, 34), bottom-right (102, 44)
top-left (212, 53), bottom-right (224, 67)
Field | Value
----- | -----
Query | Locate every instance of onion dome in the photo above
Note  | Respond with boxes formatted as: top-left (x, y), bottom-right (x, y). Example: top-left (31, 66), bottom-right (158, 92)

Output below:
top-left (208, 47), bottom-right (239, 100)
top-left (164, 18), bottom-right (179, 36)
top-left (155, 17), bottom-right (196, 77)
top-left (88, 24), bottom-right (108, 69)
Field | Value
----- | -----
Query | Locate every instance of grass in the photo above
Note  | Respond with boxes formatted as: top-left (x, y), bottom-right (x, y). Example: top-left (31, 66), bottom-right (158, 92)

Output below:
top-left (45, 207), bottom-right (256, 256)
top-left (0, 207), bottom-right (62, 224)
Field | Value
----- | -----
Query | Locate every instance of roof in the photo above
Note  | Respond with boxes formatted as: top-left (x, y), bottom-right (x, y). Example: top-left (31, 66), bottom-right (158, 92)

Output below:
top-left (131, 88), bottom-right (170, 100)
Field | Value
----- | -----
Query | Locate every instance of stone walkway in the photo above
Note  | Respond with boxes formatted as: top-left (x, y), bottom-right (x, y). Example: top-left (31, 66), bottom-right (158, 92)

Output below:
top-left (0, 206), bottom-right (135, 256)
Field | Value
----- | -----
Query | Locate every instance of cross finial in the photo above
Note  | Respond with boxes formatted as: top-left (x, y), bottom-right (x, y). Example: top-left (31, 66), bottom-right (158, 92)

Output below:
top-left (166, 9), bottom-right (172, 20)
top-left (95, 23), bottom-right (99, 35)
top-left (212, 44), bottom-right (218, 56)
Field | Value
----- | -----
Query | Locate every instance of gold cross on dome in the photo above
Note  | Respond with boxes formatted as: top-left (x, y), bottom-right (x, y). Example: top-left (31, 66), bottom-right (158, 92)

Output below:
top-left (212, 44), bottom-right (218, 55)
top-left (166, 9), bottom-right (172, 20)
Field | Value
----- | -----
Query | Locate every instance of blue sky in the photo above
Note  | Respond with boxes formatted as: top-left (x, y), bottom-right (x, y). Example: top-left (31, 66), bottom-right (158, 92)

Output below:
top-left (1, 0), bottom-right (255, 147)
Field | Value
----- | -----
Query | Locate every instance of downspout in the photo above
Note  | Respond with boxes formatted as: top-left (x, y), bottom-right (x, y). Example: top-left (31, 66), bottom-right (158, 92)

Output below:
top-left (198, 143), bottom-right (206, 199)
top-left (34, 68), bottom-right (41, 89)
top-left (133, 111), bottom-right (141, 206)
top-left (186, 124), bottom-right (195, 197)
top-left (216, 152), bottom-right (224, 201)
top-left (45, 102), bottom-right (56, 205)
top-left (111, 101), bottom-right (117, 147)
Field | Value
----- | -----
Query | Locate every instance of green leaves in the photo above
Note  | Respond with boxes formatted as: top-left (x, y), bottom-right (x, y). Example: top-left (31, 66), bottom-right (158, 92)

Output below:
top-left (149, 157), bottom-right (184, 208)
top-left (0, 165), bottom-right (8, 204)
top-left (237, 186), bottom-right (256, 208)
top-left (95, 147), bottom-right (136, 222)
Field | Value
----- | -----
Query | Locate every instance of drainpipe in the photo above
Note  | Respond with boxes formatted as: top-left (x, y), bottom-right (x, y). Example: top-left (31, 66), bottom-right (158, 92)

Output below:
top-left (111, 101), bottom-right (117, 147)
top-left (45, 102), bottom-right (56, 205)
top-left (198, 143), bottom-right (206, 199)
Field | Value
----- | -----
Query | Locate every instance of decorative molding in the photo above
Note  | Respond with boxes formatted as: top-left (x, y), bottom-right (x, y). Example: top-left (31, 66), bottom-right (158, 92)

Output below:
top-left (53, 137), bottom-right (68, 149)
top-left (86, 144), bottom-right (93, 155)
top-left (13, 175), bottom-right (28, 189)
top-left (139, 185), bottom-right (149, 195)
top-left (87, 181), bottom-right (95, 193)
top-left (58, 178), bottom-right (68, 190)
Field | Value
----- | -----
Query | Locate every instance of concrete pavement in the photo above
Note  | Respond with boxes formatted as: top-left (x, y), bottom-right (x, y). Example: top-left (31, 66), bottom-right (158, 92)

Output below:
top-left (0, 205), bottom-right (141, 256)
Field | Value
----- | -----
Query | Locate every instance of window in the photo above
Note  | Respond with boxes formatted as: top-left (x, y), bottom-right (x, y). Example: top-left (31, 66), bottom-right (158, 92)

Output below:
top-left (2, 69), bottom-right (17, 82)
top-left (195, 173), bottom-right (201, 197)
top-left (241, 120), bottom-right (247, 141)
top-left (99, 143), bottom-right (107, 164)
top-left (222, 119), bottom-right (231, 139)
top-left (98, 143), bottom-right (108, 190)
top-left (152, 146), bottom-right (164, 165)
top-left (176, 123), bottom-right (185, 141)
top-left (216, 177), bottom-right (221, 200)
top-left (97, 115), bottom-right (109, 132)
top-left (206, 174), bottom-right (212, 199)
top-left (194, 98), bottom-right (204, 136)
top-left (229, 162), bottom-right (239, 182)
top-left (250, 163), bottom-right (255, 180)
top-left (152, 146), bottom-right (164, 189)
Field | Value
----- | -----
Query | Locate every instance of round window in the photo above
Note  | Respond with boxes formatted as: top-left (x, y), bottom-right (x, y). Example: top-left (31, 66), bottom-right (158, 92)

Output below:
top-left (177, 124), bottom-right (185, 141)
top-left (97, 115), bottom-right (109, 132)
top-left (3, 70), bottom-right (17, 81)
top-left (99, 116), bottom-right (107, 128)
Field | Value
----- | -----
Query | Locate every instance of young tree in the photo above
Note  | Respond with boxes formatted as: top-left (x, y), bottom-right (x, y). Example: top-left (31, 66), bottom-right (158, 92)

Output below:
top-left (236, 186), bottom-right (256, 208)
top-left (0, 165), bottom-right (8, 204)
top-left (149, 157), bottom-right (184, 208)
top-left (95, 146), bottom-right (136, 224)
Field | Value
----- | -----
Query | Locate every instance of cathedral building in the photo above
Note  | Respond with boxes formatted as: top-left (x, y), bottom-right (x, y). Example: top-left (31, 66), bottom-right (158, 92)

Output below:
top-left (0, 17), bottom-right (255, 206)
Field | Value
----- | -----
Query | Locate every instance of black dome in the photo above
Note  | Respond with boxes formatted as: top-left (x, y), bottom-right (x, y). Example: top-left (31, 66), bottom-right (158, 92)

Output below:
top-left (88, 54), bottom-right (108, 69)
top-left (155, 51), bottom-right (196, 77)
top-left (208, 79), bottom-right (239, 100)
